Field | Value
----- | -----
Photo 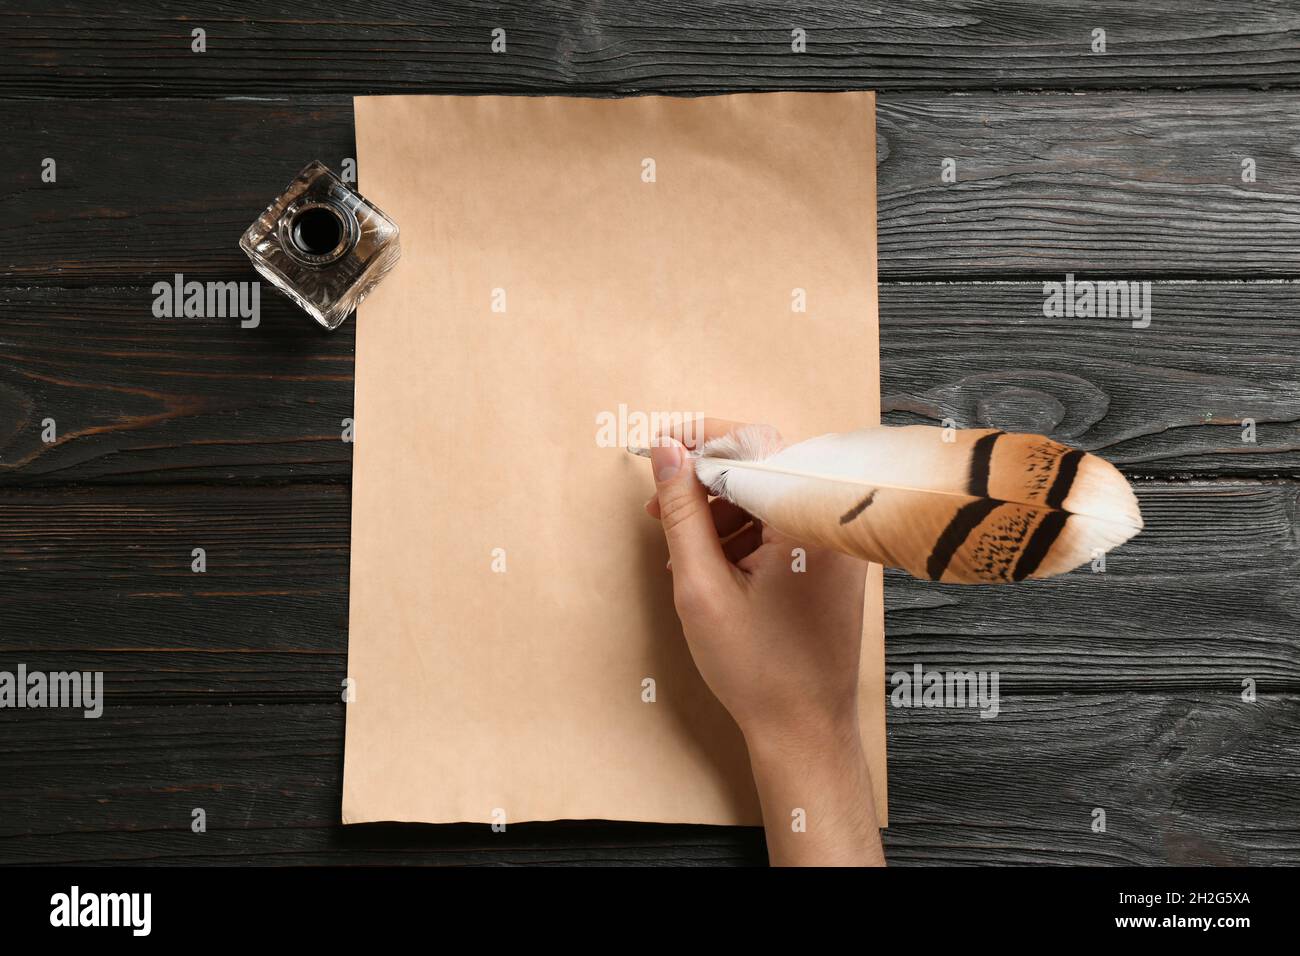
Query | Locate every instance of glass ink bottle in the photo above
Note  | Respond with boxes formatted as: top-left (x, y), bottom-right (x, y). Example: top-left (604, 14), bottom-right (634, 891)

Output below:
top-left (240, 161), bottom-right (400, 331)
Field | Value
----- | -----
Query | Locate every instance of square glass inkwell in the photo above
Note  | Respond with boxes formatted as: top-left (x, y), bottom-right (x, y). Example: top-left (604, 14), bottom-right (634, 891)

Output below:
top-left (240, 161), bottom-right (400, 331)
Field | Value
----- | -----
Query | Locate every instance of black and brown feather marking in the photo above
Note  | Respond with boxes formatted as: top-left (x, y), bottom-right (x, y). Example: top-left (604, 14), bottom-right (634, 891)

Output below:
top-left (1046, 449), bottom-right (1085, 509)
top-left (927, 498), bottom-right (1002, 580)
top-left (1016, 438), bottom-right (1073, 502)
top-left (930, 433), bottom-right (1086, 582)
top-left (967, 430), bottom-right (1002, 497)
top-left (964, 507), bottom-right (1037, 583)
top-left (839, 490), bottom-right (876, 525)
top-left (925, 431), bottom-right (1005, 581)
top-left (1013, 510), bottom-right (1071, 580)
top-left (1004, 446), bottom-right (1084, 579)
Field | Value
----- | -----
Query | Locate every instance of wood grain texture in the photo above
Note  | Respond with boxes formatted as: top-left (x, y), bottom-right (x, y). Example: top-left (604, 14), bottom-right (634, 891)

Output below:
top-left (1, 693), bottom-right (1294, 865)
top-left (0, 286), bottom-right (355, 484)
top-left (0, 480), bottom-right (1295, 699)
top-left (2, 281), bottom-right (1295, 485)
top-left (875, 94), bottom-right (1300, 278)
top-left (3, 4), bottom-right (1298, 868)
top-left (879, 281), bottom-right (1300, 475)
top-left (2, 1), bottom-right (1299, 98)
top-left (1, 100), bottom-right (354, 281)
top-left (4, 94), bottom-right (1299, 282)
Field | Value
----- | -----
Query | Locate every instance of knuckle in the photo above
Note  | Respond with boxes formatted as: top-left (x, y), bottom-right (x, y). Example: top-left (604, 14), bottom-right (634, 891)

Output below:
top-left (657, 493), bottom-right (705, 539)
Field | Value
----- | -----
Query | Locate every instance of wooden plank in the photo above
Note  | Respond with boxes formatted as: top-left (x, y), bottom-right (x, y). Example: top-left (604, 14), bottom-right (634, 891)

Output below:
top-left (879, 281), bottom-right (1300, 475)
top-left (4, 94), bottom-right (1300, 282)
top-left (1, 480), bottom-right (1296, 698)
top-left (1, 280), bottom-right (1295, 485)
top-left (0, 483), bottom-right (348, 702)
top-left (1, 693), bottom-right (1294, 865)
top-left (2, 2), bottom-right (1298, 97)
top-left (1, 100), bottom-right (355, 281)
top-left (883, 691), bottom-right (1300, 865)
top-left (0, 286), bottom-right (356, 485)
top-left (876, 94), bottom-right (1300, 278)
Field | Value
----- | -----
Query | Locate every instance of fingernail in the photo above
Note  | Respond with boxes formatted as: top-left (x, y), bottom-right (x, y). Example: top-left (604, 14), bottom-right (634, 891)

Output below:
top-left (650, 438), bottom-right (683, 483)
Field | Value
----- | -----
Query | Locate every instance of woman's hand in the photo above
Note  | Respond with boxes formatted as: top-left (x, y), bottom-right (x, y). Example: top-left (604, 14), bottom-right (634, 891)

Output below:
top-left (646, 418), bottom-right (884, 866)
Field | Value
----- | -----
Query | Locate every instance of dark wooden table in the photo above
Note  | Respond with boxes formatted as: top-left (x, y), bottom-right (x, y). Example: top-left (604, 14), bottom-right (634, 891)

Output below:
top-left (2, 2), bottom-right (1297, 865)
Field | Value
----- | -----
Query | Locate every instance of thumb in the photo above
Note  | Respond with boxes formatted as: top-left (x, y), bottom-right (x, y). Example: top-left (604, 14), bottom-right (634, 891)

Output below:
top-left (650, 437), bottom-right (730, 589)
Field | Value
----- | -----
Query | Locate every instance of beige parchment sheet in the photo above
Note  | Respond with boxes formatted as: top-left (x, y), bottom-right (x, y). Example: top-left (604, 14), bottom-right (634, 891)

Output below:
top-left (344, 92), bottom-right (884, 827)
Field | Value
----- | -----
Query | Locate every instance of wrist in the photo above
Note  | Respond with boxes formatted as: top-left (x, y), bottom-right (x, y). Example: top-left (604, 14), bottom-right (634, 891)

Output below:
top-left (741, 706), bottom-right (864, 772)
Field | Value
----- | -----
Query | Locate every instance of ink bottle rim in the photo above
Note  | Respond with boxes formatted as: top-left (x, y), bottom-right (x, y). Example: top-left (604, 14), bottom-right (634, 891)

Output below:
top-left (280, 199), bottom-right (358, 267)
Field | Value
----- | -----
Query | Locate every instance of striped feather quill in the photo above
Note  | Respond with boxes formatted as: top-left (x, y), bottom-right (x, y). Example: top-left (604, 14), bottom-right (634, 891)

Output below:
top-left (687, 424), bottom-right (1142, 584)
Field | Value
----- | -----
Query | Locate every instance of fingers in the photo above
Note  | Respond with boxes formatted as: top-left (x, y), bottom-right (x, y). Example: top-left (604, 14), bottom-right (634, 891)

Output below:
top-left (735, 526), bottom-right (803, 574)
top-left (666, 504), bottom-right (763, 572)
top-left (721, 523), bottom-right (764, 564)
top-left (649, 437), bottom-right (732, 593)
top-left (645, 417), bottom-right (782, 516)
top-left (709, 498), bottom-right (751, 540)
top-left (659, 417), bottom-right (766, 451)
top-left (649, 496), bottom-right (752, 549)
top-left (643, 416), bottom-right (782, 584)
